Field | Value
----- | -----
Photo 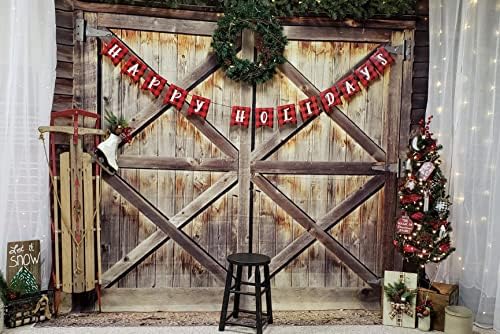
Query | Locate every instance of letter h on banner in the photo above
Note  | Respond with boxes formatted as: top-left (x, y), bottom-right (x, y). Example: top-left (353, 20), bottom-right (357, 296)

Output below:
top-left (230, 106), bottom-right (251, 127)
top-left (101, 38), bottom-right (128, 65)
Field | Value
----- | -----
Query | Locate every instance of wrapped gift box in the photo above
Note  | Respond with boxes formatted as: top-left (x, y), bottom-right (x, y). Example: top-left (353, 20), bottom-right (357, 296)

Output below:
top-left (418, 282), bottom-right (459, 331)
top-left (383, 271), bottom-right (418, 328)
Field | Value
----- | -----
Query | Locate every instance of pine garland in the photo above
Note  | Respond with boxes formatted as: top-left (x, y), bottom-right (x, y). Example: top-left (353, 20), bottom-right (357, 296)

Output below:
top-left (384, 280), bottom-right (416, 304)
top-left (211, 1), bottom-right (287, 85)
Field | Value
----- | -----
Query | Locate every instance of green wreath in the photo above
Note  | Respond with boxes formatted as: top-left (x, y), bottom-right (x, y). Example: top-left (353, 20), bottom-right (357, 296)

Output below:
top-left (211, 3), bottom-right (287, 85)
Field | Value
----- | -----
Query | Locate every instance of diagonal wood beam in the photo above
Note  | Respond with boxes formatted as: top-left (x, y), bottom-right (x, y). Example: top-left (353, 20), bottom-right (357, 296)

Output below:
top-left (118, 156), bottom-right (238, 172)
top-left (252, 161), bottom-right (389, 175)
top-left (101, 171), bottom-right (238, 286)
top-left (100, 33), bottom-right (239, 159)
top-left (251, 60), bottom-right (386, 162)
top-left (252, 174), bottom-right (380, 287)
top-left (261, 175), bottom-right (385, 286)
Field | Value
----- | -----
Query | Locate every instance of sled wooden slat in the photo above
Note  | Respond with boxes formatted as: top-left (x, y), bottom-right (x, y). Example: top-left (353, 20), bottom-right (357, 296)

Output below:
top-left (83, 153), bottom-right (96, 291)
top-left (59, 152), bottom-right (72, 293)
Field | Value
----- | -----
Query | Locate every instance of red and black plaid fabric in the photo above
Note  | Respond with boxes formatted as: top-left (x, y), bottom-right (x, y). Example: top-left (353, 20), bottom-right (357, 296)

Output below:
top-left (121, 56), bottom-right (148, 83)
top-left (369, 46), bottom-right (395, 73)
top-left (255, 108), bottom-right (274, 128)
top-left (101, 38), bottom-right (128, 66)
top-left (354, 60), bottom-right (379, 87)
top-left (277, 104), bottom-right (297, 127)
top-left (298, 96), bottom-right (321, 122)
top-left (319, 86), bottom-right (341, 113)
top-left (230, 106), bottom-right (251, 127)
top-left (141, 72), bottom-right (167, 97)
top-left (338, 74), bottom-right (361, 100)
top-left (163, 84), bottom-right (188, 110)
top-left (187, 95), bottom-right (211, 119)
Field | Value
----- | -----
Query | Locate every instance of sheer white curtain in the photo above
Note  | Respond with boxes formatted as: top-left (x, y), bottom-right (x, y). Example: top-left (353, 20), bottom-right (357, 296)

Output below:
top-left (0, 1), bottom-right (56, 288)
top-left (428, 0), bottom-right (500, 330)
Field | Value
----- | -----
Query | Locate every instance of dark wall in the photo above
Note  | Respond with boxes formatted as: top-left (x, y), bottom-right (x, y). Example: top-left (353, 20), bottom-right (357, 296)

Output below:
top-left (412, 0), bottom-right (429, 128)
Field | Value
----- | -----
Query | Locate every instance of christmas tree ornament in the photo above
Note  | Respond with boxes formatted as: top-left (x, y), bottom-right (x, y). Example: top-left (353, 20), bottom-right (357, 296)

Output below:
top-left (411, 136), bottom-right (424, 151)
top-left (96, 111), bottom-right (132, 174)
top-left (417, 162), bottom-right (436, 181)
top-left (405, 158), bottom-right (413, 171)
top-left (396, 215), bottom-right (414, 235)
top-left (435, 199), bottom-right (449, 214)
top-left (410, 211), bottom-right (424, 221)
top-left (405, 179), bottom-right (416, 190)
top-left (423, 190), bottom-right (430, 212)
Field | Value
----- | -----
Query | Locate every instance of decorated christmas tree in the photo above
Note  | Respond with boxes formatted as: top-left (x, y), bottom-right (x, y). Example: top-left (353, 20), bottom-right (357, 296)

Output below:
top-left (9, 266), bottom-right (40, 296)
top-left (393, 116), bottom-right (455, 279)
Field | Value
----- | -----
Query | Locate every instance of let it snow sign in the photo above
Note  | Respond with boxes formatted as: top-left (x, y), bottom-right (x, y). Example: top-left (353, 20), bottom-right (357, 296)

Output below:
top-left (6, 240), bottom-right (41, 287)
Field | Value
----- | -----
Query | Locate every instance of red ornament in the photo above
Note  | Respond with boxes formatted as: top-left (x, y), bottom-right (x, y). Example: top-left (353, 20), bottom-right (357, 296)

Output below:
top-left (439, 243), bottom-right (451, 253)
top-left (411, 212), bottom-right (425, 221)
top-left (393, 240), bottom-right (399, 247)
top-left (403, 244), bottom-right (417, 253)
top-left (401, 193), bottom-right (423, 204)
top-left (396, 216), bottom-right (414, 235)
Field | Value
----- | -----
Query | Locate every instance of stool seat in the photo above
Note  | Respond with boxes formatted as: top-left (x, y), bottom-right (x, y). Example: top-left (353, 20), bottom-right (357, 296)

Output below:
top-left (219, 253), bottom-right (273, 334)
top-left (227, 253), bottom-right (270, 266)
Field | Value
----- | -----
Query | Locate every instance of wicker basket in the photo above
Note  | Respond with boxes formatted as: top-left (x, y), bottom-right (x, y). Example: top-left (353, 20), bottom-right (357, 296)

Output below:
top-left (3, 290), bottom-right (53, 328)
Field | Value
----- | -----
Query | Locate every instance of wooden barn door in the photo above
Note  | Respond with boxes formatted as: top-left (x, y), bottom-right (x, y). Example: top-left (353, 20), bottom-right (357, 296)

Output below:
top-left (74, 9), bottom-right (414, 305)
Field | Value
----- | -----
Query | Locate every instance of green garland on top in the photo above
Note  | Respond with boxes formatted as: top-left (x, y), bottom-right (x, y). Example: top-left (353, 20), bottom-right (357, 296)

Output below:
top-left (82, 0), bottom-right (416, 20)
top-left (211, 1), bottom-right (287, 85)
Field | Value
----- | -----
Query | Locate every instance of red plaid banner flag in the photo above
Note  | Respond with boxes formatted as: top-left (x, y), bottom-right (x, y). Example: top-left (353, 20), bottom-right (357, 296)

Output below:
top-left (319, 86), bottom-right (341, 113)
top-left (187, 95), bottom-right (211, 119)
top-left (163, 84), bottom-right (188, 110)
top-left (230, 106), bottom-right (251, 127)
top-left (369, 47), bottom-right (395, 73)
top-left (121, 56), bottom-right (147, 83)
top-left (277, 104), bottom-right (297, 127)
top-left (141, 72), bottom-right (167, 97)
top-left (101, 38), bottom-right (128, 66)
top-left (255, 108), bottom-right (274, 128)
top-left (354, 60), bottom-right (379, 87)
top-left (338, 74), bottom-right (361, 100)
top-left (298, 96), bottom-right (320, 122)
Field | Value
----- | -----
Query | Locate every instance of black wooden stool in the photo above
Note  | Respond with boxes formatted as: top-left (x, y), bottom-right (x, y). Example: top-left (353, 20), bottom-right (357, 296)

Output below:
top-left (219, 253), bottom-right (273, 334)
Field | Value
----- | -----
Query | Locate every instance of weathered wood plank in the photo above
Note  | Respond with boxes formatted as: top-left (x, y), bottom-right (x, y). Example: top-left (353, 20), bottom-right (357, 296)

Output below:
top-left (57, 27), bottom-right (73, 46)
top-left (252, 161), bottom-right (388, 175)
top-left (52, 95), bottom-right (73, 111)
top-left (56, 9), bottom-right (73, 29)
top-left (118, 156), bottom-right (237, 171)
top-left (237, 29), bottom-right (254, 254)
top-left (252, 60), bottom-right (386, 162)
top-left (99, 287), bottom-right (379, 312)
top-left (400, 29), bottom-right (415, 157)
top-left (281, 17), bottom-right (415, 30)
top-left (53, 175), bottom-right (61, 289)
top-left (82, 153), bottom-right (96, 291)
top-left (55, 0), bottom-right (73, 11)
top-left (173, 34), bottom-right (196, 288)
top-left (326, 41), bottom-right (349, 288)
top-left (55, 78), bottom-right (73, 95)
top-left (102, 172), bottom-right (228, 284)
top-left (380, 31), bottom-right (405, 273)
top-left (100, 28), bottom-right (123, 285)
top-left (269, 176), bottom-right (385, 284)
top-left (284, 26), bottom-right (392, 42)
top-left (59, 152), bottom-right (72, 293)
top-left (136, 30), bottom-right (160, 288)
top-left (253, 175), bottom-right (379, 287)
top-left (117, 29), bottom-right (141, 288)
top-left (57, 44), bottom-right (74, 63)
top-left (157, 31), bottom-right (178, 288)
top-left (56, 61), bottom-right (73, 80)
top-left (98, 13), bottom-right (217, 36)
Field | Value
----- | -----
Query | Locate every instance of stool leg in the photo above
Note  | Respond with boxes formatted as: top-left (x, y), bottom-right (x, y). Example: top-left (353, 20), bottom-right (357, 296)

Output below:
top-left (255, 266), bottom-right (263, 334)
top-left (264, 264), bottom-right (273, 324)
top-left (219, 263), bottom-right (233, 331)
top-left (232, 265), bottom-right (243, 318)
